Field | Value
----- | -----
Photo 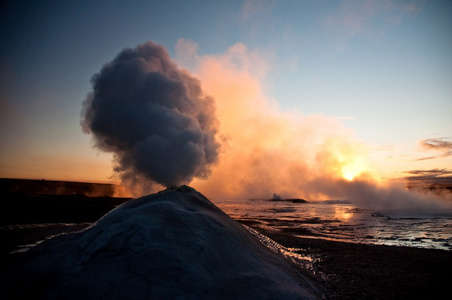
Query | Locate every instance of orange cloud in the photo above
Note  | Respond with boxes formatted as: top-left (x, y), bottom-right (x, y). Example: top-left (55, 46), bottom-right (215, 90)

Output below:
top-left (178, 41), bottom-right (372, 201)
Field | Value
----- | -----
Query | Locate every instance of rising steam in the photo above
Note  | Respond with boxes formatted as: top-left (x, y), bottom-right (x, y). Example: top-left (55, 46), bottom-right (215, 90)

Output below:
top-left (82, 40), bottom-right (451, 216)
top-left (176, 39), bottom-right (452, 216)
top-left (81, 41), bottom-right (219, 189)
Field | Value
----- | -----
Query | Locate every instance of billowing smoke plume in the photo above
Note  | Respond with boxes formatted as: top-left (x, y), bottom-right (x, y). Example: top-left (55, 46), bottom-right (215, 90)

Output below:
top-left (81, 41), bottom-right (219, 188)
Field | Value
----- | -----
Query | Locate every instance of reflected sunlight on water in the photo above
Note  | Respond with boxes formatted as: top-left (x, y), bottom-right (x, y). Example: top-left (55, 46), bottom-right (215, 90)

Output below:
top-left (216, 199), bottom-right (452, 251)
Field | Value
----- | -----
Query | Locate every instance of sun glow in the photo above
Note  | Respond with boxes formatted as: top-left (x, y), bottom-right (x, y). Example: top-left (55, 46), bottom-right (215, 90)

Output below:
top-left (342, 171), bottom-right (357, 181)
top-left (341, 158), bottom-right (368, 181)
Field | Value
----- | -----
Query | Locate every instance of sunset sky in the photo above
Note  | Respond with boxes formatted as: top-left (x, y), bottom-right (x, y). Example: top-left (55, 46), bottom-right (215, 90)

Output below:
top-left (1, 0), bottom-right (451, 193)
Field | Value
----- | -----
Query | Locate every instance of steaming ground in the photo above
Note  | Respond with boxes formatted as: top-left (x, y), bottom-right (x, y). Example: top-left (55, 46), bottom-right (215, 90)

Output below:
top-left (81, 40), bottom-right (452, 219)
top-left (1, 186), bottom-right (320, 299)
top-left (179, 40), bottom-right (452, 216)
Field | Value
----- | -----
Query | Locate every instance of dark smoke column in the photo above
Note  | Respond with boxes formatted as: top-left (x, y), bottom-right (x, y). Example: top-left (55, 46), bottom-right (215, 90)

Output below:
top-left (81, 41), bottom-right (219, 187)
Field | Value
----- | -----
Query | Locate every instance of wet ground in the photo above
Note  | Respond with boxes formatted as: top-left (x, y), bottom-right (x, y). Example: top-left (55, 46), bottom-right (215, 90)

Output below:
top-left (2, 220), bottom-right (451, 299)
top-left (260, 229), bottom-right (452, 300)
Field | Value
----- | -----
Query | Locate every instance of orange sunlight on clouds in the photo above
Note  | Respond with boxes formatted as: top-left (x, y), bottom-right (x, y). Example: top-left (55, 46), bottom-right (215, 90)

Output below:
top-left (178, 40), bottom-right (376, 201)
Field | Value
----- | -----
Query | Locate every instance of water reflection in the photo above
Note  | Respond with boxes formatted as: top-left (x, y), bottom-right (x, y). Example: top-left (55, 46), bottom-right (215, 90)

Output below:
top-left (216, 199), bottom-right (452, 251)
top-left (333, 206), bottom-right (353, 221)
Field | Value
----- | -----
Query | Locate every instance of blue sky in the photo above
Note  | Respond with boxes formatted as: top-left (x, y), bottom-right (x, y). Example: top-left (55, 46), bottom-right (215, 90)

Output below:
top-left (1, 0), bottom-right (451, 183)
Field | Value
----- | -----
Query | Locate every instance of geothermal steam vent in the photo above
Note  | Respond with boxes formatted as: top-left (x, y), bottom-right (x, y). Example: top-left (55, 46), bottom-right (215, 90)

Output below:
top-left (80, 41), bottom-right (219, 187)
top-left (4, 186), bottom-right (319, 299)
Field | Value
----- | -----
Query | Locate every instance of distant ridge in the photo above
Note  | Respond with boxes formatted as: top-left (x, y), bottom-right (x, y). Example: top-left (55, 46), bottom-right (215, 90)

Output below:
top-left (0, 178), bottom-right (119, 197)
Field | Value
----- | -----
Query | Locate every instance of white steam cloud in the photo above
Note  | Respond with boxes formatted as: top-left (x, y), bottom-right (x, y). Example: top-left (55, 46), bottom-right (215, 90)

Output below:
top-left (81, 41), bottom-right (219, 189)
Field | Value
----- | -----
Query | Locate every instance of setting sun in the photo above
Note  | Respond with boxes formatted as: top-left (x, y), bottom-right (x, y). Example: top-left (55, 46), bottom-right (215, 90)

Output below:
top-left (341, 158), bottom-right (368, 181)
top-left (342, 170), bottom-right (357, 181)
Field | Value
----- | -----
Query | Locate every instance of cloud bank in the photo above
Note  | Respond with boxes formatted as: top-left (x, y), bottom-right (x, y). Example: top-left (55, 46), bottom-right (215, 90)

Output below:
top-left (81, 41), bottom-right (219, 189)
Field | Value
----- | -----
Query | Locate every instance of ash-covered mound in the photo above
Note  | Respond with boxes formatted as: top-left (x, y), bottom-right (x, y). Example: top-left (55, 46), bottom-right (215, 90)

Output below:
top-left (2, 186), bottom-right (319, 299)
